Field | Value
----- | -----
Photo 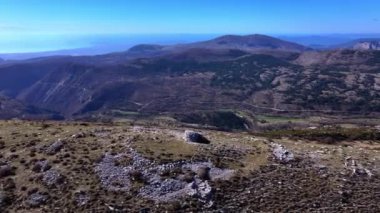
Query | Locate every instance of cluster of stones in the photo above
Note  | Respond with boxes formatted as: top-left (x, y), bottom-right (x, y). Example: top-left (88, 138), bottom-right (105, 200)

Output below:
top-left (95, 148), bottom-right (234, 207)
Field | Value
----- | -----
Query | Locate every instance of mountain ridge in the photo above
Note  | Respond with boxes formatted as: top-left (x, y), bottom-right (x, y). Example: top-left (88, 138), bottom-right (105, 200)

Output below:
top-left (0, 34), bottom-right (379, 124)
top-left (127, 34), bottom-right (311, 54)
top-left (188, 34), bottom-right (311, 52)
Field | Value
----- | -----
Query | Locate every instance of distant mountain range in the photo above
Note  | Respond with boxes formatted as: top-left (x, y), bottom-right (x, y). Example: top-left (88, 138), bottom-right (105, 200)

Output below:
top-left (2, 34), bottom-right (380, 60)
top-left (0, 34), bottom-right (379, 125)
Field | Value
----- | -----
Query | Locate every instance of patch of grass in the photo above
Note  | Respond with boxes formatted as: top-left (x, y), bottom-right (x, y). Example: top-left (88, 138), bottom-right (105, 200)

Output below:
top-left (175, 110), bottom-right (250, 131)
top-left (130, 133), bottom-right (198, 162)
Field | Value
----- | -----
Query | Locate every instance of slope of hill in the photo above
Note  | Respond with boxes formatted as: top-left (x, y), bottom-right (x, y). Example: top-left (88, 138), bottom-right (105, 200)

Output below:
top-left (0, 95), bottom-right (62, 120)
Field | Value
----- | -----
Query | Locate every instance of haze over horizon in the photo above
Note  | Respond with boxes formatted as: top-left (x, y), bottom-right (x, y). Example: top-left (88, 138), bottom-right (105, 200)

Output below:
top-left (1, 0), bottom-right (380, 53)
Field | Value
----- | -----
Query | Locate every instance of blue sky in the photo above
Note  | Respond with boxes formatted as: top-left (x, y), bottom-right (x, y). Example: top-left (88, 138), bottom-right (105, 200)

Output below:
top-left (1, 0), bottom-right (379, 35)
top-left (0, 0), bottom-right (380, 53)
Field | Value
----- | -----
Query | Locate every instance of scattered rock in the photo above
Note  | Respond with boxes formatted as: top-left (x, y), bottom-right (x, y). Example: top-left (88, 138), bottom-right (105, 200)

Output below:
top-left (27, 192), bottom-right (48, 207)
top-left (184, 131), bottom-right (210, 144)
top-left (95, 149), bottom-right (234, 206)
top-left (95, 153), bottom-right (132, 192)
top-left (182, 162), bottom-right (235, 181)
top-left (74, 191), bottom-right (90, 206)
top-left (46, 140), bottom-right (64, 155)
top-left (42, 169), bottom-right (64, 187)
top-left (32, 161), bottom-right (51, 173)
top-left (139, 179), bottom-right (188, 202)
top-left (271, 143), bottom-right (294, 163)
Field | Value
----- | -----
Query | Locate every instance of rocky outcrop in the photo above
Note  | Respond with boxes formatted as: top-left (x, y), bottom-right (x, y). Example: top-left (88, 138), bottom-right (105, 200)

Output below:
top-left (94, 153), bottom-right (134, 192)
top-left (95, 148), bottom-right (234, 206)
top-left (139, 178), bottom-right (188, 202)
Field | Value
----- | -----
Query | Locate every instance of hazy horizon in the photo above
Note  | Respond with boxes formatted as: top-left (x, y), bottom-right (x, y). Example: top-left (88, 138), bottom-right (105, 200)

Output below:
top-left (1, 33), bottom-right (380, 58)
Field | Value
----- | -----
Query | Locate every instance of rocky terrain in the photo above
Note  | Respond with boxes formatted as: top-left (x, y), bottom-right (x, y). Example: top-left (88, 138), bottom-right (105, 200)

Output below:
top-left (1, 34), bottom-right (380, 211)
top-left (0, 120), bottom-right (379, 212)
top-left (0, 35), bottom-right (379, 126)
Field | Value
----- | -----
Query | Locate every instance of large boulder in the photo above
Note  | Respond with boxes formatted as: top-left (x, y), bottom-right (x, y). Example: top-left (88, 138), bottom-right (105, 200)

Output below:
top-left (184, 131), bottom-right (210, 144)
